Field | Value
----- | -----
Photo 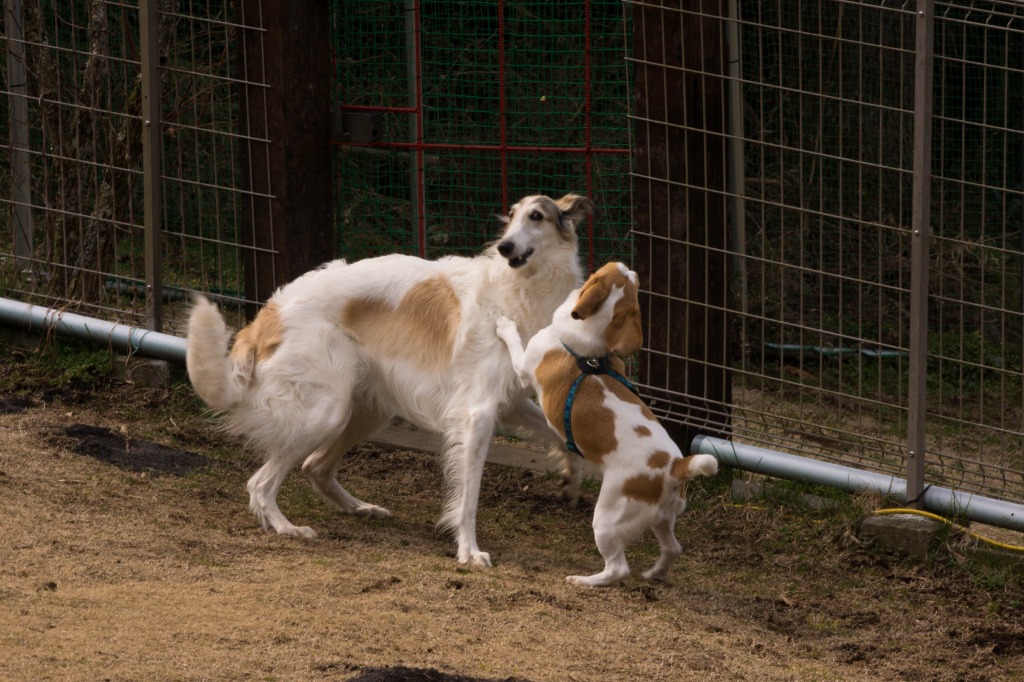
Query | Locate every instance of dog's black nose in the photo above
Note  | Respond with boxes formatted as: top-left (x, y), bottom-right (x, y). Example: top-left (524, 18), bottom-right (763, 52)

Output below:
top-left (497, 240), bottom-right (515, 257)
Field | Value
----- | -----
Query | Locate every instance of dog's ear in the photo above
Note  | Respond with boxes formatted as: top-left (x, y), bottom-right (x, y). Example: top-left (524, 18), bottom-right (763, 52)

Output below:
top-left (605, 297), bottom-right (643, 356)
top-left (498, 200), bottom-right (520, 225)
top-left (571, 275), bottom-right (611, 320)
top-left (555, 194), bottom-right (597, 231)
top-left (604, 265), bottom-right (643, 355)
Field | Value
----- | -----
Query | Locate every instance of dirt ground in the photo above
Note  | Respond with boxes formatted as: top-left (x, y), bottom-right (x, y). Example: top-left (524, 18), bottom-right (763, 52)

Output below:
top-left (2, 345), bottom-right (1024, 681)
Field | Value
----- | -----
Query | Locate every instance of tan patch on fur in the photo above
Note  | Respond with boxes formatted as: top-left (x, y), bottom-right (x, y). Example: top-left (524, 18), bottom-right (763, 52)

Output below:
top-left (533, 347), bottom-right (660, 466)
top-left (534, 349), bottom-right (618, 466)
top-left (342, 276), bottom-right (461, 371)
top-left (606, 278), bottom-right (642, 355)
top-left (671, 457), bottom-right (707, 483)
top-left (570, 263), bottom-right (643, 355)
top-left (647, 451), bottom-right (670, 469)
top-left (634, 425), bottom-right (652, 438)
top-left (600, 357), bottom-right (657, 421)
top-left (622, 474), bottom-right (663, 504)
top-left (230, 301), bottom-right (285, 368)
top-left (670, 458), bottom-right (692, 499)
top-left (534, 350), bottom-right (576, 442)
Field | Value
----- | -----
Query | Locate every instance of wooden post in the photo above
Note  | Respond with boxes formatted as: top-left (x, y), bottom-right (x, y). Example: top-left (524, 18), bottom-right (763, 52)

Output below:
top-left (631, 0), bottom-right (732, 448)
top-left (237, 0), bottom-right (334, 316)
top-left (5, 0), bottom-right (32, 271)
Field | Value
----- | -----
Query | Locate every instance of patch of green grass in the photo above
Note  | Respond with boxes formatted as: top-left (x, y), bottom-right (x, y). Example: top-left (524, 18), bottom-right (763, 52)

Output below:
top-left (52, 345), bottom-right (112, 383)
top-left (9, 337), bottom-right (116, 389)
top-left (691, 463), bottom-right (737, 500)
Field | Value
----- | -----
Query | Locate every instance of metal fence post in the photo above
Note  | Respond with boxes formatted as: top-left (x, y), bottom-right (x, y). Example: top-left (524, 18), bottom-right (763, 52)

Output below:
top-left (726, 0), bottom-right (746, 321)
top-left (140, 0), bottom-right (163, 331)
top-left (907, 0), bottom-right (935, 506)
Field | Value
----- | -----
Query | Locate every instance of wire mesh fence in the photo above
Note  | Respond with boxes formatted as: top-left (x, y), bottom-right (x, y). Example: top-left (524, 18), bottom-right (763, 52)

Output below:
top-left (0, 0), bottom-right (260, 333)
top-left (626, 0), bottom-right (1023, 505)
top-left (331, 0), bottom-right (633, 270)
top-left (1, 1), bottom-right (1022, 506)
top-left (925, 0), bottom-right (1024, 503)
top-left (731, 0), bottom-right (920, 484)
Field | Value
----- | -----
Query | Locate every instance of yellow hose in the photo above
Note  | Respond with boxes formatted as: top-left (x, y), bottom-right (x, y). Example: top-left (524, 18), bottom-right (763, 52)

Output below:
top-left (875, 508), bottom-right (1024, 553)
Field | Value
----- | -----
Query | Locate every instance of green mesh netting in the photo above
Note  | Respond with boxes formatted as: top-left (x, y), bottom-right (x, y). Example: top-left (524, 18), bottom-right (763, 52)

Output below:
top-left (331, 0), bottom-right (632, 268)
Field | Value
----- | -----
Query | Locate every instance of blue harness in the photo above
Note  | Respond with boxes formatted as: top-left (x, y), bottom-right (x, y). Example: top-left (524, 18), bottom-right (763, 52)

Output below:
top-left (561, 343), bottom-right (639, 457)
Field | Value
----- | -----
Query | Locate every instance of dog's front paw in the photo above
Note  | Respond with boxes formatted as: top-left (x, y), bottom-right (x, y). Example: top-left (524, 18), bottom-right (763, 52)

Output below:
top-left (566, 574), bottom-right (609, 587)
top-left (277, 524), bottom-right (318, 540)
top-left (459, 550), bottom-right (493, 568)
top-left (495, 316), bottom-right (518, 342)
top-left (353, 503), bottom-right (392, 519)
top-left (566, 562), bottom-right (630, 586)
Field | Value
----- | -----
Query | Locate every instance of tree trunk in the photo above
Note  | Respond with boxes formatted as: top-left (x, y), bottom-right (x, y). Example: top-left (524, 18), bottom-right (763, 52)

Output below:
top-left (632, 0), bottom-right (733, 449)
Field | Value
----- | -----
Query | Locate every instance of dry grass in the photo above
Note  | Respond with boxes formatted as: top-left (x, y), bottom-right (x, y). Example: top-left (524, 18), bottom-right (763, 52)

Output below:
top-left (1, 344), bottom-right (1023, 681)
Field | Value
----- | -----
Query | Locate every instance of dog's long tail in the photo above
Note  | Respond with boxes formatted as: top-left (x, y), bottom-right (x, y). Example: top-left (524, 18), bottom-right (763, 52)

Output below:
top-left (186, 295), bottom-right (246, 411)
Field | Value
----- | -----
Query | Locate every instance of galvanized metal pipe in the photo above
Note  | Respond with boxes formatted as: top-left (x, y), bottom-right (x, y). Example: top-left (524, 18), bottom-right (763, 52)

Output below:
top-left (4, 294), bottom-right (1021, 533)
top-left (692, 435), bottom-right (1024, 533)
top-left (0, 297), bottom-right (187, 363)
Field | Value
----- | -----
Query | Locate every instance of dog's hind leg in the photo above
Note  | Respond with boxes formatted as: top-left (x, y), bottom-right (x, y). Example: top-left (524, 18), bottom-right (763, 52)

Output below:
top-left (567, 524), bottom-right (630, 587)
top-left (500, 397), bottom-right (581, 506)
top-left (247, 455), bottom-right (318, 539)
top-left (302, 402), bottom-right (392, 519)
top-left (246, 372), bottom-right (360, 538)
top-left (567, 494), bottom-right (631, 587)
top-left (641, 517), bottom-right (682, 581)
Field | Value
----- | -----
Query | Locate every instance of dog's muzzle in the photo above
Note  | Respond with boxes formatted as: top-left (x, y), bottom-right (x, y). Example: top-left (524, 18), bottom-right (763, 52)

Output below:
top-left (497, 240), bottom-right (535, 269)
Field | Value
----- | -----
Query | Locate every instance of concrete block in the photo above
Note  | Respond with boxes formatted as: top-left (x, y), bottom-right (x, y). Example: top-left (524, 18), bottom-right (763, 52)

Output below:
top-left (859, 513), bottom-right (945, 560)
top-left (113, 356), bottom-right (172, 389)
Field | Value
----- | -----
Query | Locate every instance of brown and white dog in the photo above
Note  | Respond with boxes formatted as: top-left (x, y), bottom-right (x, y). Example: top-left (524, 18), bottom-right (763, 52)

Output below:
top-left (186, 194), bottom-right (594, 567)
top-left (496, 262), bottom-right (718, 586)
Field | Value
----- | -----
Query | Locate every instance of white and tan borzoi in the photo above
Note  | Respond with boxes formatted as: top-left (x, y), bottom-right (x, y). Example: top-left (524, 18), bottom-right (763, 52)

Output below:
top-left (186, 194), bottom-right (594, 567)
top-left (496, 262), bottom-right (718, 585)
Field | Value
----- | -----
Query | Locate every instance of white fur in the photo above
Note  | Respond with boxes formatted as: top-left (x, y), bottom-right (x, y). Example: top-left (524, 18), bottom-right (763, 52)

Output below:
top-left (496, 263), bottom-right (718, 586)
top-left (186, 194), bottom-right (592, 566)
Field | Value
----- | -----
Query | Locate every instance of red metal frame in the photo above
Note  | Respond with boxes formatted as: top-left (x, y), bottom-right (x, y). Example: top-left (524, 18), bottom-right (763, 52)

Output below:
top-left (413, 1), bottom-right (426, 257)
top-left (335, 0), bottom-right (627, 268)
top-left (583, 0), bottom-right (594, 272)
top-left (498, 0), bottom-right (509, 213)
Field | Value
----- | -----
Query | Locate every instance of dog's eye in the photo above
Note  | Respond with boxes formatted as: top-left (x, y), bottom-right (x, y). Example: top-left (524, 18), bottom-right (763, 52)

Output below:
top-left (529, 210), bottom-right (543, 222)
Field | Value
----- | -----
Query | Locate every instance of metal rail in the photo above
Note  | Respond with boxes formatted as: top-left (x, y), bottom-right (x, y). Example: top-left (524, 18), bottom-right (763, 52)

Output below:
top-left (693, 435), bottom-right (1024, 532)
top-left (0, 297), bottom-right (187, 363)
